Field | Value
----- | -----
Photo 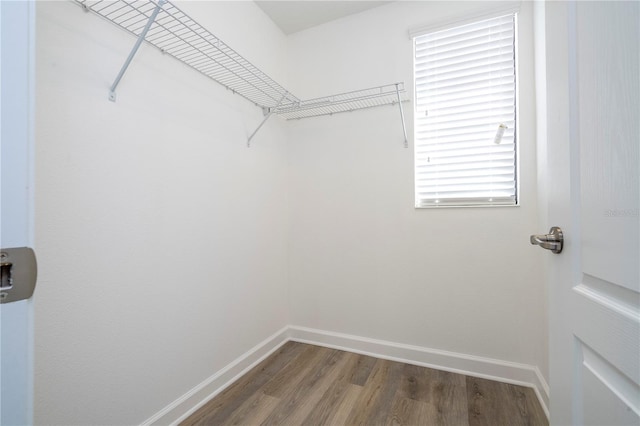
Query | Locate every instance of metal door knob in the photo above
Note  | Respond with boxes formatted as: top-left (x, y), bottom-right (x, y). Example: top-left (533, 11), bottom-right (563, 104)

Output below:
top-left (530, 226), bottom-right (563, 254)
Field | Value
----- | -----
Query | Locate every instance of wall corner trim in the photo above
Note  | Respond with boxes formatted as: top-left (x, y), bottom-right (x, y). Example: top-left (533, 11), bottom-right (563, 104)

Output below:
top-left (142, 325), bottom-right (549, 425)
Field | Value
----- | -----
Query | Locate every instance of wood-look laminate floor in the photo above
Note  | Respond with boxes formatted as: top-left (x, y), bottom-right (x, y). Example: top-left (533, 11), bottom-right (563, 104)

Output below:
top-left (181, 342), bottom-right (548, 426)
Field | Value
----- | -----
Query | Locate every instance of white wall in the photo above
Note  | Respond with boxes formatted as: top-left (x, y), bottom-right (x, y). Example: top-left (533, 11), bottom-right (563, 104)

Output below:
top-left (33, 1), bottom-right (549, 424)
top-left (34, 2), bottom-right (290, 424)
top-left (286, 0), bottom-right (548, 382)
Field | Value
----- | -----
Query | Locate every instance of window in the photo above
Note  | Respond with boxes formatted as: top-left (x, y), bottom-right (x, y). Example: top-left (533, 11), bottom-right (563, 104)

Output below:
top-left (413, 14), bottom-right (517, 207)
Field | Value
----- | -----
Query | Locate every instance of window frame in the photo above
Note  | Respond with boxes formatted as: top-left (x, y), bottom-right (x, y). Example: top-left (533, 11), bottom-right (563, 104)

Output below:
top-left (412, 12), bottom-right (520, 209)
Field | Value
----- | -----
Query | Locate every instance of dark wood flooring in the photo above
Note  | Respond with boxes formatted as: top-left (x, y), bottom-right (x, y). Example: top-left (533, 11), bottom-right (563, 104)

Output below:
top-left (181, 342), bottom-right (548, 426)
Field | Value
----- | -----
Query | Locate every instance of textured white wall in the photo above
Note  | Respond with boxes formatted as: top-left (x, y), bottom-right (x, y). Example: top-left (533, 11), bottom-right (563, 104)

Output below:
top-left (286, 1), bottom-right (548, 381)
top-left (34, 2), bottom-right (290, 424)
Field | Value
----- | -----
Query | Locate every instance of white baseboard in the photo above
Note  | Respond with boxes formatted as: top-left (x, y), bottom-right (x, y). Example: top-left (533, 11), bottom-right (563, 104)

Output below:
top-left (142, 325), bottom-right (549, 424)
top-left (287, 326), bottom-right (549, 418)
top-left (141, 326), bottom-right (291, 426)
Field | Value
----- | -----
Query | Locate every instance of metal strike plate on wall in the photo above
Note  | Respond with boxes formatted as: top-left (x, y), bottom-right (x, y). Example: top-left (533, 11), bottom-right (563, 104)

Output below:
top-left (0, 247), bottom-right (37, 304)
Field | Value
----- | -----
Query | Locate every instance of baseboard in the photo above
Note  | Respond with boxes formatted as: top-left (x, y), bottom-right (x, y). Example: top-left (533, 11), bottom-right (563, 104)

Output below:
top-left (531, 366), bottom-right (550, 419)
top-left (140, 326), bottom-right (291, 426)
top-left (141, 325), bottom-right (549, 424)
top-left (288, 326), bottom-right (550, 418)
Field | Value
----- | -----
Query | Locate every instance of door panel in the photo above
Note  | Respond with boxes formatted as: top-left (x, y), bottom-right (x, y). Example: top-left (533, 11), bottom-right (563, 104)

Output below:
top-left (572, 1), bottom-right (640, 423)
top-left (580, 342), bottom-right (639, 426)
top-left (573, 282), bottom-right (640, 385)
top-left (577, 1), bottom-right (639, 294)
top-left (542, 1), bottom-right (640, 424)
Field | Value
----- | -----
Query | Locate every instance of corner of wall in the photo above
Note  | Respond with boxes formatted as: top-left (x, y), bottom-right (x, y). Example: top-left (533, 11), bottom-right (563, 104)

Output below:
top-left (142, 327), bottom-right (291, 426)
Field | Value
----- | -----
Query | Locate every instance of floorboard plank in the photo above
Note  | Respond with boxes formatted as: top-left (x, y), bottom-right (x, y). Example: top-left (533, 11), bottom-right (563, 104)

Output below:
top-left (387, 396), bottom-right (430, 426)
top-left (301, 352), bottom-right (360, 425)
top-left (507, 381), bottom-right (548, 426)
top-left (278, 350), bottom-right (353, 425)
top-left (180, 342), bottom-right (305, 426)
top-left (346, 353), bottom-right (378, 386)
top-left (467, 376), bottom-right (546, 426)
top-left (345, 358), bottom-right (404, 425)
top-left (260, 344), bottom-right (329, 399)
top-left (221, 392), bottom-right (280, 426)
top-left (425, 367), bottom-right (468, 425)
top-left (324, 383), bottom-right (363, 426)
top-left (397, 363), bottom-right (431, 402)
top-left (260, 347), bottom-right (345, 425)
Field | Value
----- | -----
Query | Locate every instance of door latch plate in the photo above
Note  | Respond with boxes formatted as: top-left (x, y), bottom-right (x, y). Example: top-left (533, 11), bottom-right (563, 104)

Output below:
top-left (0, 247), bottom-right (37, 304)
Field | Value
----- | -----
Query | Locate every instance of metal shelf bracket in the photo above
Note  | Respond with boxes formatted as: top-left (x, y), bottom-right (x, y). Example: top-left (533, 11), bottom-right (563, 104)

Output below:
top-left (247, 93), bottom-right (288, 147)
top-left (108, 0), bottom-right (166, 102)
top-left (395, 83), bottom-right (408, 148)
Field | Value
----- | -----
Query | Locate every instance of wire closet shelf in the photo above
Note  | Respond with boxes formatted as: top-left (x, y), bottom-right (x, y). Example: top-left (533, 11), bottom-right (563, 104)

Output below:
top-left (273, 83), bottom-right (407, 120)
top-left (76, 0), bottom-right (409, 145)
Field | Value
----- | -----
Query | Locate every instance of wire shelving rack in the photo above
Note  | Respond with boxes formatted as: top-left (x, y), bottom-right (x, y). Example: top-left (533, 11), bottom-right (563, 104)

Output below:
top-left (76, 0), bottom-right (409, 146)
top-left (274, 83), bottom-right (407, 120)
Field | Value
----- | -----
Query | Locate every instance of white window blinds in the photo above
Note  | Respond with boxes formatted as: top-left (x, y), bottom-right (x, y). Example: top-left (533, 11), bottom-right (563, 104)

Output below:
top-left (414, 14), bottom-right (517, 207)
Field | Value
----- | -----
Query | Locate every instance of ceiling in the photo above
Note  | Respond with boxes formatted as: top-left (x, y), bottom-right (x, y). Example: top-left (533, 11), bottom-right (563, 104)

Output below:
top-left (254, 1), bottom-right (392, 35)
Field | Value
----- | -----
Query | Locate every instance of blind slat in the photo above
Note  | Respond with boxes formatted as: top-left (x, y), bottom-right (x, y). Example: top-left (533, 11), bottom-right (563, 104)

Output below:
top-left (417, 33), bottom-right (514, 61)
top-left (416, 14), bottom-right (514, 45)
top-left (415, 23), bottom-right (514, 53)
top-left (415, 82), bottom-right (515, 105)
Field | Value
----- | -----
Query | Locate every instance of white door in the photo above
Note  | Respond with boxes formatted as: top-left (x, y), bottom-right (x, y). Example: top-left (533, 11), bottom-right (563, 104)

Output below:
top-left (538, 1), bottom-right (639, 425)
top-left (0, 1), bottom-right (36, 425)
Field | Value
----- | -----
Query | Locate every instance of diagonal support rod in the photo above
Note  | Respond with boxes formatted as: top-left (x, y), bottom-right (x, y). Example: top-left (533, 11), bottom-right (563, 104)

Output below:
top-left (109, 0), bottom-right (166, 102)
top-left (247, 93), bottom-right (288, 147)
top-left (395, 83), bottom-right (408, 148)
